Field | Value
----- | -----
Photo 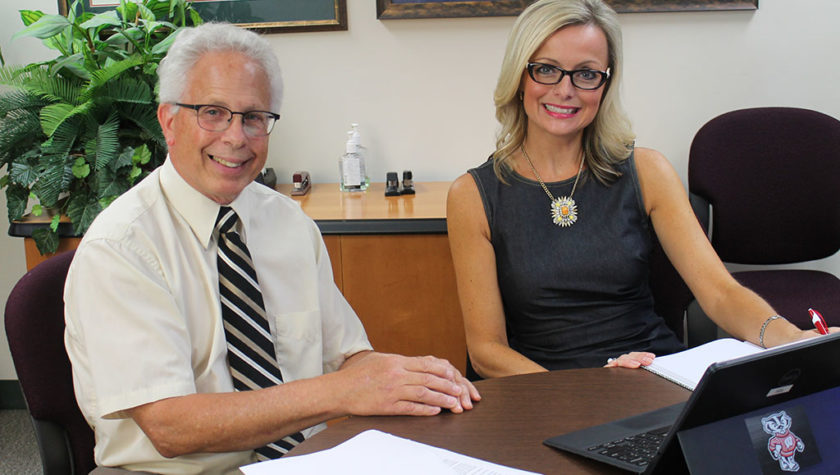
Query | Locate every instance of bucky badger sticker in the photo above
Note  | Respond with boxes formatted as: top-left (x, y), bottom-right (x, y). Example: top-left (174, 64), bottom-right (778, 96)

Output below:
top-left (761, 411), bottom-right (804, 471)
top-left (746, 405), bottom-right (821, 474)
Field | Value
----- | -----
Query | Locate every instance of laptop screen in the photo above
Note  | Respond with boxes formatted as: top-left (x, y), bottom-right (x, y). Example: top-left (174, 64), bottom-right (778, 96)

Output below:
top-left (677, 385), bottom-right (840, 474)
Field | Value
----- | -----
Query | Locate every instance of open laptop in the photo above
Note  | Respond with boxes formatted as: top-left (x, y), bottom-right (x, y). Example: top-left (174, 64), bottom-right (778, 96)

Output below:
top-left (544, 332), bottom-right (840, 474)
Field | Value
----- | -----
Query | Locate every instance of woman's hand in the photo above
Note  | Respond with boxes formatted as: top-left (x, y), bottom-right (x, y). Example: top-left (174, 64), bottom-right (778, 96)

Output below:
top-left (604, 352), bottom-right (655, 369)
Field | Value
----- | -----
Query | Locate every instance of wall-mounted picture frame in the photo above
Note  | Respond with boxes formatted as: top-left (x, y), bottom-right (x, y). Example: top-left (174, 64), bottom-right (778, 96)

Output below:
top-left (58, 0), bottom-right (348, 34)
top-left (376, 0), bottom-right (758, 19)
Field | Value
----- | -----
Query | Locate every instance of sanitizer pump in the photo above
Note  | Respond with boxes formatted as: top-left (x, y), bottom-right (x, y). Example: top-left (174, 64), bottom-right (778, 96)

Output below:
top-left (339, 123), bottom-right (369, 192)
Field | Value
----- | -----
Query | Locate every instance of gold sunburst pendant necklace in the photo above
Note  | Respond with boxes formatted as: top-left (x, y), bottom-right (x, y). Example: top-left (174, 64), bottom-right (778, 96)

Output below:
top-left (521, 145), bottom-right (584, 227)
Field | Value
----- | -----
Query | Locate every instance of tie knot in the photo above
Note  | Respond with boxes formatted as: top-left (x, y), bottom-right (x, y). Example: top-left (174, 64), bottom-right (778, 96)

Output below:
top-left (216, 206), bottom-right (239, 235)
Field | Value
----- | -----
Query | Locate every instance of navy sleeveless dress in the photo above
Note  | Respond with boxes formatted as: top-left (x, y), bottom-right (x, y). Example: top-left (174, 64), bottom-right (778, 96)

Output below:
top-left (468, 152), bottom-right (684, 370)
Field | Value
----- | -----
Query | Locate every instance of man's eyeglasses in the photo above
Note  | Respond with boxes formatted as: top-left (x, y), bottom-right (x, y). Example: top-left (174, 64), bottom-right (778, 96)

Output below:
top-left (175, 103), bottom-right (280, 137)
top-left (526, 62), bottom-right (610, 90)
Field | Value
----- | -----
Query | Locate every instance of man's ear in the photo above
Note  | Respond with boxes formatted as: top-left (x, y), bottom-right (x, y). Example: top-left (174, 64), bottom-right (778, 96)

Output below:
top-left (158, 103), bottom-right (177, 147)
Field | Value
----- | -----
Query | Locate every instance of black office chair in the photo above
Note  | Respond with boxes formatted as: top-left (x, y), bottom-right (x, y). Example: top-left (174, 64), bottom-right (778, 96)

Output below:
top-left (687, 107), bottom-right (840, 344)
top-left (4, 250), bottom-right (97, 475)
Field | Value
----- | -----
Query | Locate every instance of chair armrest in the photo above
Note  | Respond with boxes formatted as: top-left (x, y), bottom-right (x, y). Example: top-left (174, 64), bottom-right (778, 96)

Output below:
top-left (685, 299), bottom-right (732, 348)
top-left (689, 192), bottom-right (710, 237)
top-left (31, 417), bottom-right (74, 475)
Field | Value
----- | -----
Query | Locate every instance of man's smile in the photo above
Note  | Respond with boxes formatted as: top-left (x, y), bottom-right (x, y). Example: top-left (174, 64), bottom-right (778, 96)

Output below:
top-left (209, 155), bottom-right (246, 168)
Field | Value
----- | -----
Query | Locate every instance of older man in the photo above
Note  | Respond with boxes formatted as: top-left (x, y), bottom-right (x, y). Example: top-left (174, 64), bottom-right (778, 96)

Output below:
top-left (65, 23), bottom-right (479, 474)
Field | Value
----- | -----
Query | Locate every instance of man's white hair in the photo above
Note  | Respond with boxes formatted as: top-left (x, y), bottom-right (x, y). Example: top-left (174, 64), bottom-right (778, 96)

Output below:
top-left (158, 22), bottom-right (283, 112)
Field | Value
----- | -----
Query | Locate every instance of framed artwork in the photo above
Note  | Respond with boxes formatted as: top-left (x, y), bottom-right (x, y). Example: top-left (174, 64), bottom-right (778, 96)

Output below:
top-left (58, 0), bottom-right (348, 33)
top-left (376, 0), bottom-right (758, 19)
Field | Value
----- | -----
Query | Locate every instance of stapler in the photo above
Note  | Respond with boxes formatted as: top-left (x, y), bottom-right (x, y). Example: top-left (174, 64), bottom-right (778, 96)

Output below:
top-left (385, 172), bottom-right (401, 196)
top-left (291, 171), bottom-right (311, 196)
top-left (400, 170), bottom-right (415, 195)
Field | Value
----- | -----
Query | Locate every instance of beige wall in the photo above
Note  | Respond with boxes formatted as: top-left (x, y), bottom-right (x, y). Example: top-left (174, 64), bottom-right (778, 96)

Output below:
top-left (2, 0), bottom-right (839, 379)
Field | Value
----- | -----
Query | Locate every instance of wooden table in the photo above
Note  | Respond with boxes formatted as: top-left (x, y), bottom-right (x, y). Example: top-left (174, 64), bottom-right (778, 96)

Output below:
top-left (275, 181), bottom-right (451, 226)
top-left (288, 368), bottom-right (691, 474)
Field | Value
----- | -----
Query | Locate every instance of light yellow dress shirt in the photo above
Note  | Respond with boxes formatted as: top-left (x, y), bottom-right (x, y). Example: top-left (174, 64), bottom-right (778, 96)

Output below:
top-left (64, 158), bottom-right (371, 474)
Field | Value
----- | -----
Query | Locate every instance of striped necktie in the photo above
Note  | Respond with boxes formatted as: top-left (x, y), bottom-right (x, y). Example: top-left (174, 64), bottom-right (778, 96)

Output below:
top-left (216, 206), bottom-right (305, 459)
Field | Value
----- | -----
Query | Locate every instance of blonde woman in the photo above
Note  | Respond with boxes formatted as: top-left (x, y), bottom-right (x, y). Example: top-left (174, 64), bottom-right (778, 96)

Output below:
top-left (447, 0), bottom-right (834, 378)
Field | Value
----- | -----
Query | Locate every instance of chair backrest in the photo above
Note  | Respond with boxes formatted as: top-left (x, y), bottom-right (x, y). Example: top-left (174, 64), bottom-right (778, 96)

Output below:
top-left (4, 250), bottom-right (96, 475)
top-left (688, 107), bottom-right (840, 264)
top-left (648, 234), bottom-right (694, 343)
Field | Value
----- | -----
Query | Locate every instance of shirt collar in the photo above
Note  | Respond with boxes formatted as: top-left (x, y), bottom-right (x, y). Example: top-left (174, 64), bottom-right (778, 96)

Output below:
top-left (159, 157), bottom-right (258, 249)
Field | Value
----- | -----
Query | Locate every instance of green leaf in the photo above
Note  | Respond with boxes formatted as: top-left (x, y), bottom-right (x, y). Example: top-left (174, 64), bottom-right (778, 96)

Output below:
top-left (116, 0), bottom-right (139, 23)
top-left (41, 116), bottom-right (82, 158)
top-left (32, 227), bottom-right (60, 255)
top-left (107, 26), bottom-right (145, 46)
top-left (98, 76), bottom-right (152, 104)
top-left (49, 213), bottom-right (61, 232)
top-left (141, 20), bottom-right (169, 38)
top-left (66, 188), bottom-right (100, 235)
top-left (94, 111), bottom-right (120, 170)
top-left (189, 9), bottom-right (203, 27)
top-left (0, 87), bottom-right (47, 115)
top-left (14, 12), bottom-right (65, 54)
top-left (96, 166), bottom-right (129, 200)
top-left (5, 184), bottom-right (29, 221)
top-left (11, 67), bottom-right (84, 104)
top-left (79, 10), bottom-right (121, 30)
top-left (10, 160), bottom-right (38, 186)
top-left (19, 10), bottom-right (44, 28)
top-left (137, 3), bottom-right (156, 22)
top-left (72, 156), bottom-right (90, 178)
top-left (142, 62), bottom-right (157, 76)
top-left (151, 20), bottom-right (178, 32)
top-left (150, 28), bottom-right (181, 55)
top-left (51, 53), bottom-right (91, 80)
top-left (67, 0), bottom-right (85, 23)
top-left (40, 102), bottom-right (76, 136)
top-left (112, 145), bottom-right (135, 171)
top-left (33, 155), bottom-right (70, 207)
top-left (133, 143), bottom-right (151, 165)
top-left (84, 55), bottom-right (145, 98)
top-left (12, 14), bottom-right (71, 41)
top-left (120, 103), bottom-right (164, 145)
top-left (0, 108), bottom-right (44, 164)
top-left (128, 164), bottom-right (142, 182)
top-left (99, 195), bottom-right (118, 209)
top-left (32, 203), bottom-right (43, 216)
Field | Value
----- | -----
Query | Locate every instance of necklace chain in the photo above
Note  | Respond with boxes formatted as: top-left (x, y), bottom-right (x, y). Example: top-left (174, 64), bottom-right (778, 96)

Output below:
top-left (521, 145), bottom-right (584, 227)
top-left (521, 145), bottom-right (584, 202)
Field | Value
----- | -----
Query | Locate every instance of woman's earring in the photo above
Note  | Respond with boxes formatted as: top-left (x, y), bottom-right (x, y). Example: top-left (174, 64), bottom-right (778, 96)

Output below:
top-left (518, 91), bottom-right (524, 101)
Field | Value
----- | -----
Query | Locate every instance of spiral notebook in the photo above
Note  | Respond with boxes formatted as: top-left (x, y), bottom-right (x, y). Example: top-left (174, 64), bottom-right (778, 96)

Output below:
top-left (642, 338), bottom-right (764, 390)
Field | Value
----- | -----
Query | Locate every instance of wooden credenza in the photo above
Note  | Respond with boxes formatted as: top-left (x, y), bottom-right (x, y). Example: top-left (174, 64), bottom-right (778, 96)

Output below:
top-left (275, 182), bottom-right (466, 373)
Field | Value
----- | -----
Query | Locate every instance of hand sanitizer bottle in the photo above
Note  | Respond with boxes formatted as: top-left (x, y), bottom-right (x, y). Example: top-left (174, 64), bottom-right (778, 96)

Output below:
top-left (339, 123), bottom-right (369, 192)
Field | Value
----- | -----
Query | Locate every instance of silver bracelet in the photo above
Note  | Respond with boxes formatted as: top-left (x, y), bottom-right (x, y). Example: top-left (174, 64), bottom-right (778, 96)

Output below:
top-left (759, 315), bottom-right (784, 348)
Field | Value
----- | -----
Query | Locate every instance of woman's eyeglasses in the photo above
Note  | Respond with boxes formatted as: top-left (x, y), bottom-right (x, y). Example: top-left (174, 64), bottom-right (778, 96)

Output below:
top-left (526, 62), bottom-right (610, 90)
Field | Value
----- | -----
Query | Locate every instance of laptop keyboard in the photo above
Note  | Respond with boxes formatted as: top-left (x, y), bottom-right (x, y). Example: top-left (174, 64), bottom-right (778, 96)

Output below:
top-left (586, 425), bottom-right (671, 468)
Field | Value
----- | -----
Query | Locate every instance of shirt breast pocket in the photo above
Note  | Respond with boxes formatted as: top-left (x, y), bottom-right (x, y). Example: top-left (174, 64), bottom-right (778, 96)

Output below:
top-left (270, 310), bottom-right (323, 381)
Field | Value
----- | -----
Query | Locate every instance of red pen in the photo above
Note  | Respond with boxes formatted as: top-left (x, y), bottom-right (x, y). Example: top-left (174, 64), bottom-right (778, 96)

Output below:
top-left (808, 308), bottom-right (829, 335)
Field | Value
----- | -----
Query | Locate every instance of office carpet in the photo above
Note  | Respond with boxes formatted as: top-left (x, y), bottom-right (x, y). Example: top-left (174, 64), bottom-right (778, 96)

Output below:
top-left (0, 409), bottom-right (42, 474)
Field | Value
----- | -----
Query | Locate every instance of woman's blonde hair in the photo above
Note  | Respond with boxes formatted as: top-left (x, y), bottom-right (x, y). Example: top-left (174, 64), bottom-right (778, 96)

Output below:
top-left (493, 0), bottom-right (634, 184)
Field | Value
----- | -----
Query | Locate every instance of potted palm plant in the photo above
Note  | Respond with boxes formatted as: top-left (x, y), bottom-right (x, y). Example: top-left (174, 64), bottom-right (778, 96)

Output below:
top-left (0, 0), bottom-right (201, 255)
